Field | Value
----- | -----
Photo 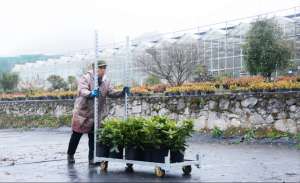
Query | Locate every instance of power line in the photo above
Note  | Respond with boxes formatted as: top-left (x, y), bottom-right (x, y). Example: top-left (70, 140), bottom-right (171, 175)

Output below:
top-left (28, 6), bottom-right (300, 56)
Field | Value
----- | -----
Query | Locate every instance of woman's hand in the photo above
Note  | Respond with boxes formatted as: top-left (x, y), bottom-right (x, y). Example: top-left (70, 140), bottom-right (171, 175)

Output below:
top-left (90, 88), bottom-right (100, 97)
top-left (122, 86), bottom-right (131, 96)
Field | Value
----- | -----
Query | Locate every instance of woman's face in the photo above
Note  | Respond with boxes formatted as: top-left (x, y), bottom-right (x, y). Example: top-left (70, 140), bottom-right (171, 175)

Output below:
top-left (97, 66), bottom-right (106, 78)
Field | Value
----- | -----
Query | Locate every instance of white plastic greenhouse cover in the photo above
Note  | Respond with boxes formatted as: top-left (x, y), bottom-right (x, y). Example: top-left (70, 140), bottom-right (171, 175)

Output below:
top-left (10, 9), bottom-right (300, 88)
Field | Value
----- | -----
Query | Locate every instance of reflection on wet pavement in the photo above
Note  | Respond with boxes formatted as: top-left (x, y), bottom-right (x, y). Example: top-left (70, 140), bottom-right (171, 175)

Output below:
top-left (0, 129), bottom-right (299, 182)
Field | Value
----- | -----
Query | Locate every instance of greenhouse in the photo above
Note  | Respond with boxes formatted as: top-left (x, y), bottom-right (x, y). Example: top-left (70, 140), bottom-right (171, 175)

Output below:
top-left (12, 11), bottom-right (300, 88)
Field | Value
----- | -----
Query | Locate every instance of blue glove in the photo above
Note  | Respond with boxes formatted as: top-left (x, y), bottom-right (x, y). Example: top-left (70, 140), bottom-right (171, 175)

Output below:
top-left (123, 86), bottom-right (131, 96)
top-left (90, 88), bottom-right (100, 97)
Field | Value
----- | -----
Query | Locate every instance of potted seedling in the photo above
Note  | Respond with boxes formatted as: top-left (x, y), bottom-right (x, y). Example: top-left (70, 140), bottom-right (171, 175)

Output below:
top-left (123, 117), bottom-right (145, 161)
top-left (150, 116), bottom-right (172, 163)
top-left (107, 119), bottom-right (124, 159)
top-left (96, 128), bottom-right (110, 157)
top-left (96, 120), bottom-right (114, 157)
top-left (164, 119), bottom-right (194, 163)
top-left (97, 118), bottom-right (124, 158)
top-left (140, 117), bottom-right (165, 162)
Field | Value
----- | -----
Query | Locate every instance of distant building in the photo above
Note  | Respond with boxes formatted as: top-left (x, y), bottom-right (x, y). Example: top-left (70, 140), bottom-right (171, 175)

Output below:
top-left (12, 13), bottom-right (300, 89)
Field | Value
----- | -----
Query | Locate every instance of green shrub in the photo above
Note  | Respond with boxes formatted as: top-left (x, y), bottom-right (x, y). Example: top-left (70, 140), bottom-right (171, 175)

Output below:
top-left (123, 117), bottom-right (146, 149)
top-left (141, 116), bottom-right (166, 149)
top-left (243, 129), bottom-right (255, 141)
top-left (212, 127), bottom-right (223, 138)
top-left (97, 118), bottom-right (124, 153)
top-left (97, 116), bottom-right (194, 152)
top-left (295, 132), bottom-right (300, 142)
top-left (164, 119), bottom-right (194, 152)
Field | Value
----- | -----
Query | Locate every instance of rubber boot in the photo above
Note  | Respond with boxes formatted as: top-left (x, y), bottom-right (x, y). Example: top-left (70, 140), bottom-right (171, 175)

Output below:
top-left (68, 154), bottom-right (75, 164)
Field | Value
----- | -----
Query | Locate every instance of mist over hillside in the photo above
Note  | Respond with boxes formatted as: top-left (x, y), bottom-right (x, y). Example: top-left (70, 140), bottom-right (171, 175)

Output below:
top-left (0, 54), bottom-right (60, 73)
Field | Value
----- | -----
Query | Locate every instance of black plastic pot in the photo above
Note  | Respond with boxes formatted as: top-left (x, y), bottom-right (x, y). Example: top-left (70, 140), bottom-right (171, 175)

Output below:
top-left (109, 146), bottom-right (123, 159)
top-left (96, 142), bottom-right (110, 157)
top-left (152, 147), bottom-right (168, 163)
top-left (170, 150), bottom-right (184, 163)
top-left (125, 147), bottom-right (143, 161)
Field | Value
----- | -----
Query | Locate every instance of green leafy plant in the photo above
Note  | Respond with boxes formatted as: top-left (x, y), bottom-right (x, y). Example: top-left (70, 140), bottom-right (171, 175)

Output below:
top-left (295, 132), bottom-right (300, 142)
top-left (254, 127), bottom-right (291, 139)
top-left (97, 118), bottom-right (124, 153)
top-left (265, 129), bottom-right (289, 139)
top-left (169, 119), bottom-right (194, 152)
top-left (145, 116), bottom-right (195, 153)
top-left (97, 116), bottom-right (194, 154)
top-left (243, 129), bottom-right (255, 141)
top-left (141, 117), bottom-right (163, 149)
top-left (123, 117), bottom-right (146, 149)
top-left (212, 127), bottom-right (223, 138)
top-left (293, 132), bottom-right (300, 149)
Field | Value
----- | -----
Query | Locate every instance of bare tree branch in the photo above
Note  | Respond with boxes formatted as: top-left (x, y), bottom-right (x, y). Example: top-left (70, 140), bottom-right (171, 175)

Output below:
top-left (136, 42), bottom-right (198, 86)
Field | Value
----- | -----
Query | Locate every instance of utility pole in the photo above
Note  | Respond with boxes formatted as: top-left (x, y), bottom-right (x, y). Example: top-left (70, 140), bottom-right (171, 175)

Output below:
top-left (93, 30), bottom-right (99, 163)
top-left (125, 36), bottom-right (130, 120)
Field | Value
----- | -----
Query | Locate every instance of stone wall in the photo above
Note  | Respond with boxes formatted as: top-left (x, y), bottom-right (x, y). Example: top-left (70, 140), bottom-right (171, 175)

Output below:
top-left (0, 100), bottom-right (74, 128)
top-left (0, 93), bottom-right (300, 133)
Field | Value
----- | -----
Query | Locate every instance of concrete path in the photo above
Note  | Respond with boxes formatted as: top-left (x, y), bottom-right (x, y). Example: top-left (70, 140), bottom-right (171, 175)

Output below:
top-left (0, 129), bottom-right (299, 182)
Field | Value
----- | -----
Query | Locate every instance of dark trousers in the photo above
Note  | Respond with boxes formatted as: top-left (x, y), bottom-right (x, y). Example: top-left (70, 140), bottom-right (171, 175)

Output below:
top-left (67, 131), bottom-right (94, 160)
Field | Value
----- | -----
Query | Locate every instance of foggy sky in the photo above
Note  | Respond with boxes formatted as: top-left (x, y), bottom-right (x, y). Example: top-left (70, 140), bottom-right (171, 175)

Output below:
top-left (0, 0), bottom-right (299, 56)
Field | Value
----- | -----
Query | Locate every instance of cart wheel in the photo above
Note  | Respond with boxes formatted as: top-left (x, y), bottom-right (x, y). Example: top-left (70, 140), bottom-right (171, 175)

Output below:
top-left (100, 161), bottom-right (108, 171)
top-left (125, 163), bottom-right (134, 173)
top-left (154, 167), bottom-right (165, 177)
top-left (182, 165), bottom-right (192, 176)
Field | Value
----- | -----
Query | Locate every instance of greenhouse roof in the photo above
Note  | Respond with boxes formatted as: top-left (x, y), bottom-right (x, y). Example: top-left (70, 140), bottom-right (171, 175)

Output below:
top-left (201, 28), bottom-right (226, 40)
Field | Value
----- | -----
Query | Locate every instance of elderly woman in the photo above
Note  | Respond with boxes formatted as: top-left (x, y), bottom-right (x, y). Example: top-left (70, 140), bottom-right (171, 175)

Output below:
top-left (67, 60), bottom-right (129, 165)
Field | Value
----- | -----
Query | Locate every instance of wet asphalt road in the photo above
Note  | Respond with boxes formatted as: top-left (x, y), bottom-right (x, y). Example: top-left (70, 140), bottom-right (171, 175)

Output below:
top-left (0, 128), bottom-right (299, 182)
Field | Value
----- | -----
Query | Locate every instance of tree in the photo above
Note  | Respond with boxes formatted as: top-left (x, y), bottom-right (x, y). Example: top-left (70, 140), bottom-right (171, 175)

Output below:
top-left (144, 74), bottom-right (161, 86)
top-left (193, 64), bottom-right (214, 82)
top-left (47, 75), bottom-right (68, 90)
top-left (243, 18), bottom-right (292, 80)
top-left (0, 72), bottom-right (19, 91)
top-left (67, 76), bottom-right (77, 91)
top-left (136, 42), bottom-right (198, 86)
